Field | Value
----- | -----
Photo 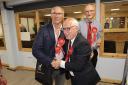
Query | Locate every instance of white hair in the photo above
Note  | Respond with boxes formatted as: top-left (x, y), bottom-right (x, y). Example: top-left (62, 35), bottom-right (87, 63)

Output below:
top-left (71, 18), bottom-right (79, 27)
top-left (64, 17), bottom-right (79, 27)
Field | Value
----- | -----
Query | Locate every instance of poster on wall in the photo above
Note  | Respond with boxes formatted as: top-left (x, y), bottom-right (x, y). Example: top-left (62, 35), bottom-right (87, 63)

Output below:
top-left (28, 18), bottom-right (35, 34)
top-left (20, 18), bottom-right (35, 34)
top-left (20, 18), bottom-right (28, 32)
top-left (21, 32), bottom-right (31, 41)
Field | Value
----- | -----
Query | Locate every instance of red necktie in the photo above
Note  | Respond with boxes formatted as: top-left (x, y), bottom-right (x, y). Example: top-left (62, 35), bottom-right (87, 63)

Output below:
top-left (65, 41), bottom-right (71, 62)
top-left (87, 22), bottom-right (92, 46)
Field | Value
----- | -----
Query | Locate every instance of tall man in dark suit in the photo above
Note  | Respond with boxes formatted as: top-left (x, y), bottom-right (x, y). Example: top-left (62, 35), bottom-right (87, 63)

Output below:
top-left (52, 18), bottom-right (101, 85)
top-left (32, 6), bottom-right (66, 85)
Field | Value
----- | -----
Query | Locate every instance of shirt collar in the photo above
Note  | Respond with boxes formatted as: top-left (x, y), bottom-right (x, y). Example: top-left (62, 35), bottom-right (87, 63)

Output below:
top-left (70, 36), bottom-right (76, 46)
top-left (52, 24), bottom-right (62, 31)
top-left (84, 18), bottom-right (94, 23)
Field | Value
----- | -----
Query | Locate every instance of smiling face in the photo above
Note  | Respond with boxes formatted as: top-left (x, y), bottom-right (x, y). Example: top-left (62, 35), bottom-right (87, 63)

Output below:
top-left (84, 4), bottom-right (95, 20)
top-left (63, 18), bottom-right (79, 40)
top-left (51, 6), bottom-right (64, 25)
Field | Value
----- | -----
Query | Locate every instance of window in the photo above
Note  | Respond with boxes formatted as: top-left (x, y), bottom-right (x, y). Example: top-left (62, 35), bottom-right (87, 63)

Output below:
top-left (39, 8), bottom-right (51, 27)
top-left (16, 11), bottom-right (37, 51)
top-left (101, 1), bottom-right (128, 58)
top-left (0, 14), bottom-right (6, 49)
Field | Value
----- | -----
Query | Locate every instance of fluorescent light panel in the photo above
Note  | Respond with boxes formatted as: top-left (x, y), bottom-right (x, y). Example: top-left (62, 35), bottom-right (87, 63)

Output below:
top-left (73, 11), bottom-right (82, 14)
top-left (111, 8), bottom-right (120, 11)
top-left (44, 14), bottom-right (51, 16)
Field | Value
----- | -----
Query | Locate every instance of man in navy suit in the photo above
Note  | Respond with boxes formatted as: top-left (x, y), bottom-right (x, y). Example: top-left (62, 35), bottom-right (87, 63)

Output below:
top-left (32, 6), bottom-right (66, 85)
top-left (52, 18), bottom-right (101, 85)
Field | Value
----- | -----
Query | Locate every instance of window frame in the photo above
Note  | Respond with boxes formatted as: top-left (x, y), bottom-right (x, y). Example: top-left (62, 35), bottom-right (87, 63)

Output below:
top-left (100, 3), bottom-right (128, 58)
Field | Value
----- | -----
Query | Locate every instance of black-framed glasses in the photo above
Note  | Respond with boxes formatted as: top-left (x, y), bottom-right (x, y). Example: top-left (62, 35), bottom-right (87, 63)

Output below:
top-left (63, 26), bottom-right (75, 31)
top-left (85, 10), bottom-right (95, 13)
top-left (51, 13), bottom-right (64, 15)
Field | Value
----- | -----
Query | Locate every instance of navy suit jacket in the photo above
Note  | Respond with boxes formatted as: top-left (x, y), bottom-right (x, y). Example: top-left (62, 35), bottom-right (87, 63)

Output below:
top-left (32, 22), bottom-right (67, 67)
top-left (32, 22), bottom-right (67, 84)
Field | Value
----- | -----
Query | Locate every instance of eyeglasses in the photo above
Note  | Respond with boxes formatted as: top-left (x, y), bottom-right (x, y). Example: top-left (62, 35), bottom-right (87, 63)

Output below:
top-left (51, 13), bottom-right (64, 16)
top-left (63, 26), bottom-right (75, 31)
top-left (85, 10), bottom-right (95, 13)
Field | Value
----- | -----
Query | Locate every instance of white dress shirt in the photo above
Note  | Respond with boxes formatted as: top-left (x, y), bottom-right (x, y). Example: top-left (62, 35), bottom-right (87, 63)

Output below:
top-left (53, 25), bottom-right (64, 60)
top-left (60, 37), bottom-right (76, 76)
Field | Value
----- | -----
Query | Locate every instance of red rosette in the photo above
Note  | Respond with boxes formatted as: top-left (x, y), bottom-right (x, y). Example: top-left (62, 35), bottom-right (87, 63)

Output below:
top-left (55, 46), bottom-right (61, 54)
top-left (55, 38), bottom-right (65, 54)
top-left (92, 27), bottom-right (97, 33)
top-left (65, 47), bottom-right (73, 62)
top-left (92, 27), bottom-right (97, 42)
top-left (58, 38), bottom-right (65, 47)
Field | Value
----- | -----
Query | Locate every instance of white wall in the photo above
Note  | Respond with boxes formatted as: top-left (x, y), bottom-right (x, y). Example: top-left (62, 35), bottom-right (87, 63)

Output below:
top-left (17, 52), bottom-right (36, 68)
top-left (96, 57), bottom-right (125, 81)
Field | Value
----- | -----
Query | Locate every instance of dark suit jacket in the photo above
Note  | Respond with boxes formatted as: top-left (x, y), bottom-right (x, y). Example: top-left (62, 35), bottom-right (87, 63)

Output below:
top-left (32, 22), bottom-right (67, 66)
top-left (32, 22), bottom-right (67, 84)
top-left (65, 33), bottom-right (101, 85)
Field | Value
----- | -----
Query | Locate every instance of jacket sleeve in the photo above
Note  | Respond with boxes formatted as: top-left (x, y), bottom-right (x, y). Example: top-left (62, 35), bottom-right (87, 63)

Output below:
top-left (65, 41), bottom-right (92, 72)
top-left (32, 27), bottom-right (52, 67)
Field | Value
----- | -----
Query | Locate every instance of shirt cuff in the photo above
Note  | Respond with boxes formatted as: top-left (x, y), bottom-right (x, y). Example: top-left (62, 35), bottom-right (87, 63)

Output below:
top-left (60, 60), bottom-right (65, 69)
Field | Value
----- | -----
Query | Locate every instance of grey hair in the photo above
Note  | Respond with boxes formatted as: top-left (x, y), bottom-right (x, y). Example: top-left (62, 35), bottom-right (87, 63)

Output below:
top-left (51, 6), bottom-right (64, 13)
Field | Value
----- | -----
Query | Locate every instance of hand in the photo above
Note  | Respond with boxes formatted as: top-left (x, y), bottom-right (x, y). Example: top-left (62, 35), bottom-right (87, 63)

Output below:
top-left (51, 60), bottom-right (61, 69)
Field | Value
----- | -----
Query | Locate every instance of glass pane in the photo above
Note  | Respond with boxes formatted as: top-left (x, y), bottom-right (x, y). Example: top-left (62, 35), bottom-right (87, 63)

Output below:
top-left (0, 15), bottom-right (5, 48)
top-left (104, 1), bottom-right (128, 54)
top-left (104, 1), bottom-right (128, 29)
top-left (19, 11), bottom-right (36, 48)
top-left (39, 9), bottom-right (51, 27)
top-left (104, 17), bottom-right (125, 29)
top-left (104, 32), bottom-right (128, 54)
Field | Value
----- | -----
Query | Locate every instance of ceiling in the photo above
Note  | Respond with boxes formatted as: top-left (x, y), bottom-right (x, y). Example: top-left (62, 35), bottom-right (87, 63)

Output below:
top-left (105, 1), bottom-right (128, 13)
top-left (14, 0), bottom-right (128, 19)
top-left (0, 0), bottom-right (11, 1)
top-left (0, 0), bottom-right (46, 6)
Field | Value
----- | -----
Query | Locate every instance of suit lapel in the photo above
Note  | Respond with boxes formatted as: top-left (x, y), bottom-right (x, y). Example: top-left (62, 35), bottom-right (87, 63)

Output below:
top-left (68, 33), bottom-right (81, 61)
top-left (48, 25), bottom-right (64, 44)
top-left (72, 33), bottom-right (81, 48)
top-left (47, 23), bottom-right (55, 45)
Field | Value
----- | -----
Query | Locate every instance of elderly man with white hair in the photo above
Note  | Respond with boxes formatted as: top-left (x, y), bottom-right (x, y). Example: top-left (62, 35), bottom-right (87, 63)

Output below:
top-left (52, 18), bottom-right (101, 85)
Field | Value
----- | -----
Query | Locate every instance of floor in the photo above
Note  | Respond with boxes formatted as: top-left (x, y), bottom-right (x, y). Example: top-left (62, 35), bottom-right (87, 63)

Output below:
top-left (1, 68), bottom-right (119, 85)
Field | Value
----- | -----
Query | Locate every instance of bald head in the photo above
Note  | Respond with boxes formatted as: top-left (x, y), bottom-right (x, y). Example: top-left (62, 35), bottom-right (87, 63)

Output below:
top-left (84, 4), bottom-right (96, 20)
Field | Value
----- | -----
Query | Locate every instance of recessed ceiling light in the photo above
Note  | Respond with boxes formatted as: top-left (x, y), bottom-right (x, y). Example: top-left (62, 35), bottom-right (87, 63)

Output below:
top-left (73, 11), bottom-right (82, 14)
top-left (110, 17), bottom-right (113, 20)
top-left (111, 8), bottom-right (120, 11)
top-left (44, 14), bottom-right (51, 16)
